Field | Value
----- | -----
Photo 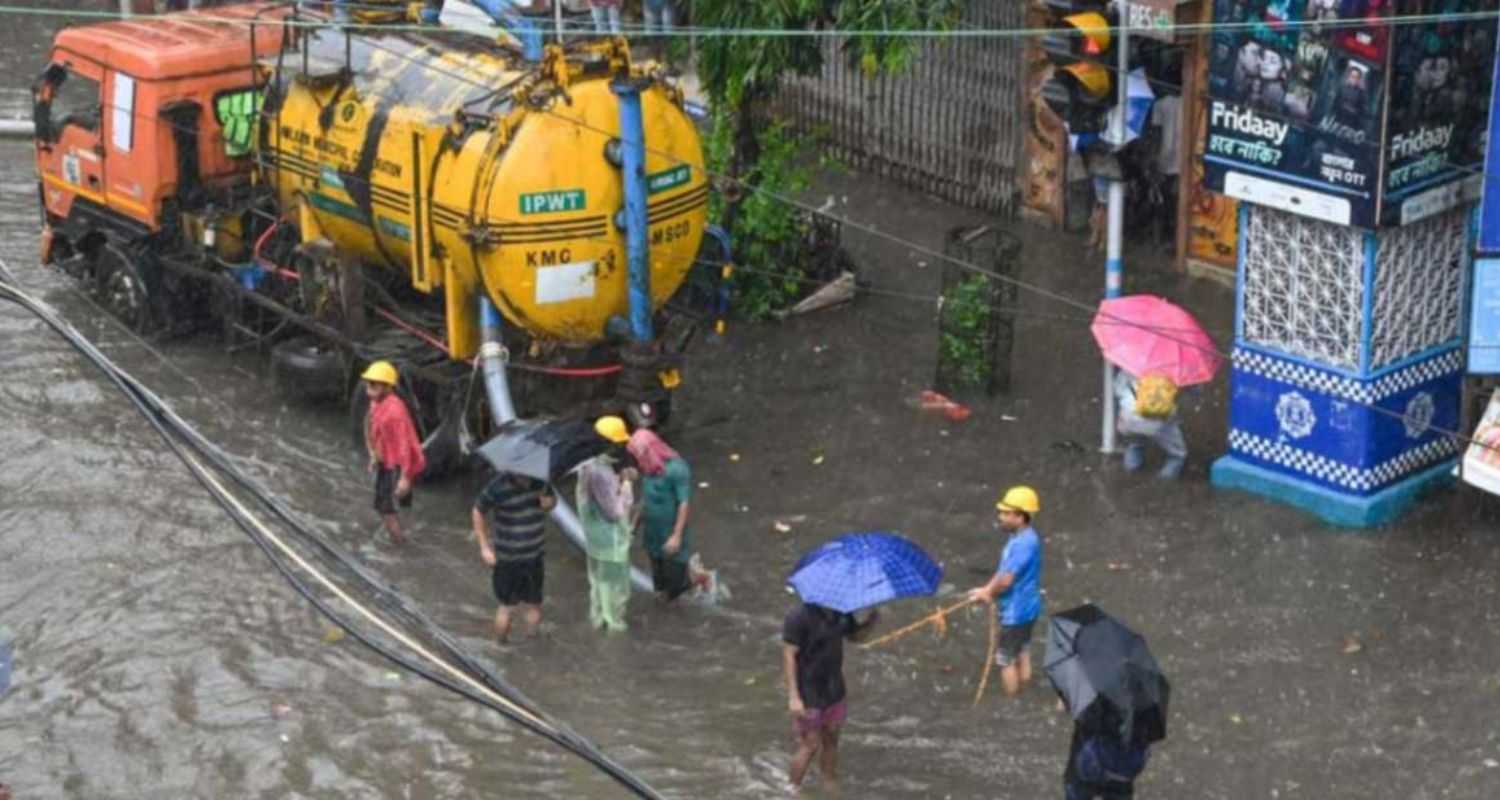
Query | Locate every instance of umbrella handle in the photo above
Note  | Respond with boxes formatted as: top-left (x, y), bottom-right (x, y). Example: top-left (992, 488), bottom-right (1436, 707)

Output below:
top-left (972, 612), bottom-right (998, 707)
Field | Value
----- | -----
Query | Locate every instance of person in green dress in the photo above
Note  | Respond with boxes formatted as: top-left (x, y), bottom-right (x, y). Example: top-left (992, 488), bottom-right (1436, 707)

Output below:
top-left (578, 416), bottom-right (638, 632)
top-left (627, 428), bottom-right (700, 602)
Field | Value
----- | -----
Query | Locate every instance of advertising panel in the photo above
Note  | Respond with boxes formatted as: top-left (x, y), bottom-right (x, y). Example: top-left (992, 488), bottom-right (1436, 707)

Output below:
top-left (1203, 0), bottom-right (1498, 229)
top-left (1203, 0), bottom-right (1388, 227)
top-left (1381, 0), bottom-right (1494, 226)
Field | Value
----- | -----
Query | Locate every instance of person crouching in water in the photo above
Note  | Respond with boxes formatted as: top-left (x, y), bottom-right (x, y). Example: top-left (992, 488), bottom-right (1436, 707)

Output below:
top-left (627, 428), bottom-right (706, 602)
top-left (782, 599), bottom-right (880, 793)
top-left (471, 472), bottom-right (556, 642)
top-left (578, 416), bottom-right (638, 632)
top-left (1115, 370), bottom-right (1187, 479)
top-left (361, 361), bottom-right (425, 545)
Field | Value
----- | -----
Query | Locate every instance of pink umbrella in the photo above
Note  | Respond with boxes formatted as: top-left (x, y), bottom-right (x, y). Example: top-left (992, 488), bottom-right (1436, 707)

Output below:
top-left (1090, 295), bottom-right (1222, 386)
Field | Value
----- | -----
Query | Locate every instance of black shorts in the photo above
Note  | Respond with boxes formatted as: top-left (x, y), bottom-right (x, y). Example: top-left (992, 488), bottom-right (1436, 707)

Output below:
top-left (996, 619), bottom-right (1037, 667)
top-left (373, 466), bottom-right (413, 515)
top-left (651, 556), bottom-right (692, 600)
top-left (492, 558), bottom-right (544, 607)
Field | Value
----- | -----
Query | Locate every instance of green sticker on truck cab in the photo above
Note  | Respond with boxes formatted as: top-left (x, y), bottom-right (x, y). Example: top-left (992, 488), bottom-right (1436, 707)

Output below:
top-left (520, 189), bottom-right (586, 215)
top-left (214, 88), bottom-right (264, 158)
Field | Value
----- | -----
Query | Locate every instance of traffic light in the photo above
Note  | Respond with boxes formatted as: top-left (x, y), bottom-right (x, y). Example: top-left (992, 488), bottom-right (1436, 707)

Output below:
top-left (1039, 0), bottom-right (1116, 135)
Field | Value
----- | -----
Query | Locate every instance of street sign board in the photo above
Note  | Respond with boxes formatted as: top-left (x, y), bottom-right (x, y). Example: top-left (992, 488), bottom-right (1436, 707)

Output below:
top-left (1469, 258), bottom-right (1500, 374)
top-left (1479, 28), bottom-right (1500, 253)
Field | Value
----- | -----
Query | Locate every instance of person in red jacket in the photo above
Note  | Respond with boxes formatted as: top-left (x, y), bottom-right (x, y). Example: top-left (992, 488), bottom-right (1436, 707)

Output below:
top-left (362, 361), bottom-right (425, 544)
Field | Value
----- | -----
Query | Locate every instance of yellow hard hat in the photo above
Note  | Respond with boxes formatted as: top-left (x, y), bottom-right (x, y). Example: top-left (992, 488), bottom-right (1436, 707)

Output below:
top-left (996, 485), bottom-right (1040, 514)
top-left (361, 360), bottom-right (398, 386)
top-left (594, 415), bottom-right (630, 444)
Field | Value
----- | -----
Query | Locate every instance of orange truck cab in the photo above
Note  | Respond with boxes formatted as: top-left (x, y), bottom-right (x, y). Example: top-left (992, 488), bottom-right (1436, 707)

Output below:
top-left (34, 3), bottom-right (286, 269)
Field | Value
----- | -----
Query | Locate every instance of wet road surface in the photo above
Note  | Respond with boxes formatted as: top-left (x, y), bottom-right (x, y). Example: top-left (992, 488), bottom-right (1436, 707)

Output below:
top-left (5, 6), bottom-right (1500, 799)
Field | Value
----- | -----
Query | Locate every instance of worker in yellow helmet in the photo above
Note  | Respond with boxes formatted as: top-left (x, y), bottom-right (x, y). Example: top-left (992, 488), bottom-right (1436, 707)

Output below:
top-left (967, 485), bottom-right (1044, 698)
top-left (362, 361), bottom-right (425, 545)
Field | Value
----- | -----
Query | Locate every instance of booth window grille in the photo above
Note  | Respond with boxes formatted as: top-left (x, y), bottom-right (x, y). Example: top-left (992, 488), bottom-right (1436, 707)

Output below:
top-left (1240, 206), bottom-right (1365, 372)
top-left (1369, 207), bottom-right (1467, 370)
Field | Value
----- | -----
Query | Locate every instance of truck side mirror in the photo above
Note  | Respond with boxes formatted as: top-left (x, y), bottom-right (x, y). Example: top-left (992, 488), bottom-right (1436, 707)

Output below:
top-left (30, 64), bottom-right (66, 143)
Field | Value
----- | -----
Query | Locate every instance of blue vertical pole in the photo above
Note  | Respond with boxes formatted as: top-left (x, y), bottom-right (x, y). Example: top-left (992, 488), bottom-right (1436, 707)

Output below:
top-left (612, 78), bottom-right (652, 343)
top-left (1100, 8), bottom-right (1129, 455)
top-left (471, 0), bottom-right (544, 61)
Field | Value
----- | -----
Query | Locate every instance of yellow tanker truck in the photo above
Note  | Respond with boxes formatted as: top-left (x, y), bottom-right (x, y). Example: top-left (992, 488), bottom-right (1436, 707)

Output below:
top-left (34, 3), bottom-right (713, 473)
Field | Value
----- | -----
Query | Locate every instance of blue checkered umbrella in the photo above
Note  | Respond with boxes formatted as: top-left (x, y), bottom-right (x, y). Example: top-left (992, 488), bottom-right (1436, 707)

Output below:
top-left (787, 532), bottom-right (944, 613)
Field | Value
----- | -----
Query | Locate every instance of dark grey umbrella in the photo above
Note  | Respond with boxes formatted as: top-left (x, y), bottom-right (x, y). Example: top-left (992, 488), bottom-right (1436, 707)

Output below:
top-left (1043, 604), bottom-right (1169, 745)
top-left (475, 418), bottom-right (606, 482)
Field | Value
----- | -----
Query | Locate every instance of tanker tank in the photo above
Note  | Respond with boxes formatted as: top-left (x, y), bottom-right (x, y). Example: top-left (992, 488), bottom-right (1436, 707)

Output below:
top-left (260, 27), bottom-right (708, 358)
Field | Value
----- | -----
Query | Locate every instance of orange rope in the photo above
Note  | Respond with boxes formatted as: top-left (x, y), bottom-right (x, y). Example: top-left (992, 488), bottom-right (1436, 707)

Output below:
top-left (972, 611), bottom-right (998, 706)
top-left (861, 597), bottom-right (978, 649)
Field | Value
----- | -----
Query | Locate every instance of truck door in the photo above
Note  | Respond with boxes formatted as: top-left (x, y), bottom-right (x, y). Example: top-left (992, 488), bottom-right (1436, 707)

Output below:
top-left (102, 69), bottom-right (149, 223)
top-left (34, 59), bottom-right (107, 221)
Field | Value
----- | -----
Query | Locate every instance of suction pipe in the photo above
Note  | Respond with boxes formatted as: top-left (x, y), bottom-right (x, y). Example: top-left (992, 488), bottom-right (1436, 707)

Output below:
top-left (479, 297), bottom-right (653, 592)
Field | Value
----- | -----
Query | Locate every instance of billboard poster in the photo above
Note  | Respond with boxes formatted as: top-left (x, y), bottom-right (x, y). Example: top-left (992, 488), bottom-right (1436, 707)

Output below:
top-left (1461, 389), bottom-right (1500, 496)
top-left (1474, 7), bottom-right (1500, 250)
top-left (1382, 0), bottom-right (1496, 226)
top-left (1203, 0), bottom-right (1388, 227)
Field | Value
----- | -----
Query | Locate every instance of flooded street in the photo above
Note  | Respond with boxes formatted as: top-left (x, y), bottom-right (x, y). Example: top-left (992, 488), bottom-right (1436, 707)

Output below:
top-left (5, 5), bottom-right (1500, 799)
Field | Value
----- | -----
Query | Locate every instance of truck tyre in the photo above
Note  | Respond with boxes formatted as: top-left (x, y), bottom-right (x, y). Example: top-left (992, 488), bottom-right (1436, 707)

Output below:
top-left (270, 336), bottom-right (347, 404)
top-left (96, 246), bottom-right (154, 334)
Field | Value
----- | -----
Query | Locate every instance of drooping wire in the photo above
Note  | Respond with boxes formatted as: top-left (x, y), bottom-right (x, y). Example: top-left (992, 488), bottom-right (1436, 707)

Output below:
top-left (4, 2), bottom-right (1498, 40)
top-left (0, 260), bottom-right (665, 800)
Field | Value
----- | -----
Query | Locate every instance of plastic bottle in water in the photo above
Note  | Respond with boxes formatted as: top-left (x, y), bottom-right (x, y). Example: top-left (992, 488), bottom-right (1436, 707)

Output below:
top-left (0, 625), bottom-right (12, 695)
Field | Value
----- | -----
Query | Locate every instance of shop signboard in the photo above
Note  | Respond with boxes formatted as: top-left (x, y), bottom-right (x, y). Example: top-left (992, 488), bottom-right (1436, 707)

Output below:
top-left (1202, 0), bottom-right (1497, 229)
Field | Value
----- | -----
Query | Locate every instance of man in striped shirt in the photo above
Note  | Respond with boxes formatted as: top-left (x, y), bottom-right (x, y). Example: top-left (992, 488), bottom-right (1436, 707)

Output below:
top-left (471, 473), bottom-right (556, 642)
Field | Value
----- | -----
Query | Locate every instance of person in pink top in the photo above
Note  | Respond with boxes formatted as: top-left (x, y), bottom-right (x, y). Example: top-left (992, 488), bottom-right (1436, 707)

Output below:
top-left (361, 361), bottom-right (426, 545)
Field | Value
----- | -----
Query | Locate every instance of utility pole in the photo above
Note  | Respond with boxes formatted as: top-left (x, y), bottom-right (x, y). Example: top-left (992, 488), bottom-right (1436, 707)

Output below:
top-left (1100, 1), bottom-right (1128, 454)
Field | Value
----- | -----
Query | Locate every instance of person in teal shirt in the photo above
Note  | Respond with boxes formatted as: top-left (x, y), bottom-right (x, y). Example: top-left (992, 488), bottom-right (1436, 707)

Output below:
top-left (628, 428), bottom-right (698, 601)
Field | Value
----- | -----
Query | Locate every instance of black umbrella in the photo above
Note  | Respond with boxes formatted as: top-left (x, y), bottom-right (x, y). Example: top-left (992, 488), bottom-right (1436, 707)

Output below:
top-left (1043, 604), bottom-right (1169, 745)
top-left (475, 418), bottom-right (607, 482)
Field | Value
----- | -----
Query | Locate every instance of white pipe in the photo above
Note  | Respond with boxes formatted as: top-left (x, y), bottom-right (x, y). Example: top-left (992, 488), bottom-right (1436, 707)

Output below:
top-left (119, 0), bottom-right (132, 17)
top-left (0, 120), bottom-right (34, 137)
top-left (478, 298), bottom-right (653, 593)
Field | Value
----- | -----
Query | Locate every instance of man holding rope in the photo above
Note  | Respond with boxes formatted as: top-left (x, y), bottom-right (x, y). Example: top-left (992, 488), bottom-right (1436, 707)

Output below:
top-left (967, 485), bottom-right (1045, 698)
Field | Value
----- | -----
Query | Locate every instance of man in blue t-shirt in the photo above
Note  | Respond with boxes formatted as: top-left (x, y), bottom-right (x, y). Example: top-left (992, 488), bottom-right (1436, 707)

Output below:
top-left (968, 485), bottom-right (1044, 697)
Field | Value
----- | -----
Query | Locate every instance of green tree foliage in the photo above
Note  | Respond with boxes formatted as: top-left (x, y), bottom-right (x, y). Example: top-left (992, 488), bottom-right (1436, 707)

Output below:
top-left (939, 274), bottom-right (996, 390)
top-left (692, 0), bottom-right (959, 315)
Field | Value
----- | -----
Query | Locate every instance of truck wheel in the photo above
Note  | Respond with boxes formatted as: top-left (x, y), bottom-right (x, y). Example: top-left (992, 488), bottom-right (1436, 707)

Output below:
top-left (96, 246), bottom-right (154, 333)
top-left (270, 336), bottom-right (347, 404)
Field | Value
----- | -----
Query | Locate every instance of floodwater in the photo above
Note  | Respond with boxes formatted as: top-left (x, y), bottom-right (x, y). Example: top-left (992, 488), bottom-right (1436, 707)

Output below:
top-left (7, 5), bottom-right (1500, 800)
